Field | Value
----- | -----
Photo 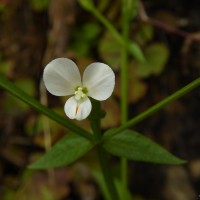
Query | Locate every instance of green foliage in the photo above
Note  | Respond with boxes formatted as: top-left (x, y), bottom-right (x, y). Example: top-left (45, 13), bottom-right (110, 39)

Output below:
top-left (136, 43), bottom-right (169, 77)
top-left (93, 170), bottom-right (112, 200)
top-left (122, 0), bottom-right (139, 21)
top-left (0, 3), bottom-right (5, 12)
top-left (98, 31), bottom-right (121, 69)
top-left (78, 0), bottom-right (94, 11)
top-left (2, 191), bottom-right (15, 200)
top-left (129, 0), bottom-right (139, 20)
top-left (1, 1), bottom-right (200, 199)
top-left (93, 169), bottom-right (132, 200)
top-left (29, 133), bottom-right (94, 169)
top-left (128, 42), bottom-right (146, 62)
top-left (115, 176), bottom-right (132, 200)
top-left (127, 71), bottom-right (147, 103)
top-left (135, 24), bottom-right (154, 45)
top-left (71, 22), bottom-right (101, 57)
top-left (29, 0), bottom-right (50, 10)
top-left (98, 32), bottom-right (145, 69)
top-left (103, 129), bottom-right (186, 164)
top-left (79, 0), bottom-right (145, 62)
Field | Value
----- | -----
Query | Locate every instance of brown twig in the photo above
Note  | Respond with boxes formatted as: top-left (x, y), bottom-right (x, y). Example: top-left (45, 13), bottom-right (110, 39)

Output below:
top-left (138, 0), bottom-right (200, 42)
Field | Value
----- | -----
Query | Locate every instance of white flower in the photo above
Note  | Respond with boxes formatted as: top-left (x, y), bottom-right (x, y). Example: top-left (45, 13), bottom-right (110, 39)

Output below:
top-left (43, 58), bottom-right (115, 120)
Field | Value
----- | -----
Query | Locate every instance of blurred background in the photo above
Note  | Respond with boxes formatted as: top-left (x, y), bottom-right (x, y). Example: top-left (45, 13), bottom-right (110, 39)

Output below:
top-left (0, 0), bottom-right (200, 199)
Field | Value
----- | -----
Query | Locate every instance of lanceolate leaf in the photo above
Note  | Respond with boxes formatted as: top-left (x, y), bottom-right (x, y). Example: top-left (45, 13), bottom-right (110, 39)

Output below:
top-left (29, 133), bottom-right (94, 169)
top-left (103, 129), bottom-right (186, 164)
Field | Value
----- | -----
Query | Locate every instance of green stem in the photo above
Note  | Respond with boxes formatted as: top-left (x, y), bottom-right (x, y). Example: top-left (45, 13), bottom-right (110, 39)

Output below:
top-left (104, 77), bottom-right (200, 140)
top-left (97, 146), bottom-right (119, 200)
top-left (79, 0), bottom-right (145, 62)
top-left (89, 100), bottom-right (119, 200)
top-left (89, 99), bottom-right (102, 141)
top-left (121, 2), bottom-right (129, 124)
top-left (0, 73), bottom-right (93, 141)
top-left (92, 7), bottom-right (145, 61)
top-left (120, 0), bottom-right (130, 194)
top-left (79, 0), bottom-right (123, 44)
top-left (91, 7), bottom-right (124, 45)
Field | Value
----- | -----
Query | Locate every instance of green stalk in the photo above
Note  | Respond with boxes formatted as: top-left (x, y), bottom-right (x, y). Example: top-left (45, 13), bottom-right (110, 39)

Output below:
top-left (121, 1), bottom-right (129, 124)
top-left (89, 99), bottom-right (102, 141)
top-left (104, 76), bottom-right (200, 139)
top-left (89, 100), bottom-right (119, 200)
top-left (78, 0), bottom-right (121, 44)
top-left (91, 6), bottom-right (124, 45)
top-left (83, 2), bottom-right (144, 62)
top-left (120, 0), bottom-right (130, 194)
top-left (97, 146), bottom-right (119, 200)
top-left (0, 73), bottom-right (93, 141)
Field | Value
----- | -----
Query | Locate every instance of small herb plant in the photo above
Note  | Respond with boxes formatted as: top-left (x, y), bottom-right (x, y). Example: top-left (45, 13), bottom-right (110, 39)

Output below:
top-left (0, 1), bottom-right (200, 199)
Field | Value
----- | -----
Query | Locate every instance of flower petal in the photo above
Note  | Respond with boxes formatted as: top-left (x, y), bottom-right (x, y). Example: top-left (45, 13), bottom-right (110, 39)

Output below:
top-left (43, 58), bottom-right (81, 96)
top-left (64, 96), bottom-right (77, 119)
top-left (75, 97), bottom-right (92, 120)
top-left (83, 63), bottom-right (115, 100)
top-left (64, 96), bottom-right (92, 120)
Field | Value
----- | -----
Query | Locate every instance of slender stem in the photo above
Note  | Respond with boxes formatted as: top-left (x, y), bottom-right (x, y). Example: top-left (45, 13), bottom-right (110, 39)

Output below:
top-left (121, 2), bottom-right (129, 124)
top-left (84, 2), bottom-right (145, 62)
top-left (89, 100), bottom-right (119, 200)
top-left (104, 77), bottom-right (200, 139)
top-left (120, 0), bottom-right (130, 193)
top-left (138, 1), bottom-right (200, 41)
top-left (89, 99), bottom-right (102, 141)
top-left (91, 8), bottom-right (124, 45)
top-left (97, 146), bottom-right (119, 200)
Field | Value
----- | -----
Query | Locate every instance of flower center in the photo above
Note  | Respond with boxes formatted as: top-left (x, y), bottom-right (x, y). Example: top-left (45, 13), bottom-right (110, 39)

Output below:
top-left (74, 86), bottom-right (88, 100)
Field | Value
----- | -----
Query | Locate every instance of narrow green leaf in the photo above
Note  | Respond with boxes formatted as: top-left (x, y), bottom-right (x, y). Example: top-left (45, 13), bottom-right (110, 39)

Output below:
top-left (29, 133), bottom-right (94, 169)
top-left (0, 73), bottom-right (93, 141)
top-left (103, 129), bottom-right (186, 164)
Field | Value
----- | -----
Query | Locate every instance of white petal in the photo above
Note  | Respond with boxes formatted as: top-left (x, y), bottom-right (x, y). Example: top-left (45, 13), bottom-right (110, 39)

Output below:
top-left (43, 58), bottom-right (81, 96)
top-left (64, 96), bottom-right (92, 120)
top-left (64, 96), bottom-right (77, 119)
top-left (83, 63), bottom-right (115, 100)
top-left (75, 97), bottom-right (92, 120)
